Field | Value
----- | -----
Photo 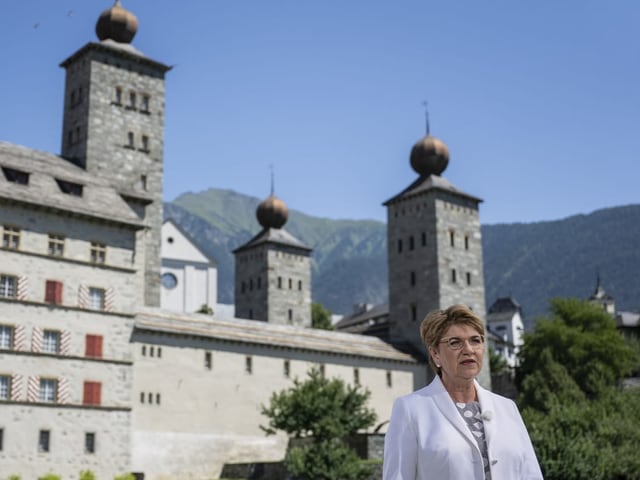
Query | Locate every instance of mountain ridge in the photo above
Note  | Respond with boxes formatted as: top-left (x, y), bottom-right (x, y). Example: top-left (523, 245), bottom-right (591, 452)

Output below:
top-left (164, 188), bottom-right (640, 323)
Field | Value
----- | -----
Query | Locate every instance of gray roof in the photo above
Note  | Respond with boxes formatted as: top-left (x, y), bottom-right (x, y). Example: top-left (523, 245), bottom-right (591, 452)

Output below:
top-left (0, 141), bottom-right (144, 228)
top-left (135, 307), bottom-right (418, 364)
top-left (233, 227), bottom-right (311, 254)
top-left (383, 174), bottom-right (482, 206)
top-left (336, 303), bottom-right (389, 330)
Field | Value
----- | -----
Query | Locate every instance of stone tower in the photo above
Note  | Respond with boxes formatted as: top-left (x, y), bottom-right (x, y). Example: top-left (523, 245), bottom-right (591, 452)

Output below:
top-left (233, 193), bottom-right (312, 326)
top-left (59, 1), bottom-right (171, 306)
top-left (384, 127), bottom-right (490, 386)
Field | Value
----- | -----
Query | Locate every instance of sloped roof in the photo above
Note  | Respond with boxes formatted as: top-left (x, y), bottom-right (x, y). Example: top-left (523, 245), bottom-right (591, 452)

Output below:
top-left (0, 142), bottom-right (144, 228)
top-left (383, 174), bottom-right (482, 206)
top-left (233, 227), bottom-right (311, 254)
top-left (135, 307), bottom-right (418, 364)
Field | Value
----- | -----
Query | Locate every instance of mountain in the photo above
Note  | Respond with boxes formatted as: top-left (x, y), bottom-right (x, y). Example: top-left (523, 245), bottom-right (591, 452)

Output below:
top-left (164, 189), bottom-right (640, 323)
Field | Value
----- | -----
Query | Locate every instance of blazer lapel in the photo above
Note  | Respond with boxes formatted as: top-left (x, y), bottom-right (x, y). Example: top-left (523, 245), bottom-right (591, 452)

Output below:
top-left (430, 376), bottom-right (480, 452)
top-left (475, 381), bottom-right (497, 450)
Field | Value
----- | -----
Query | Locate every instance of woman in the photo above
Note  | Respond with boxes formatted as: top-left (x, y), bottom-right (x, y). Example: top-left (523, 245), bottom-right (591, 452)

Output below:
top-left (383, 304), bottom-right (542, 480)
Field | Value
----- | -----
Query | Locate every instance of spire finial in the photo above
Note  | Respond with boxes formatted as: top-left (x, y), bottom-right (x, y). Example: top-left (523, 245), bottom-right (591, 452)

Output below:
top-left (269, 164), bottom-right (275, 196)
top-left (422, 100), bottom-right (430, 135)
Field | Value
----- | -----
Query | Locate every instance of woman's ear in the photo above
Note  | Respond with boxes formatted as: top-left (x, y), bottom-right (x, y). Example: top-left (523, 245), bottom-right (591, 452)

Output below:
top-left (429, 346), bottom-right (441, 368)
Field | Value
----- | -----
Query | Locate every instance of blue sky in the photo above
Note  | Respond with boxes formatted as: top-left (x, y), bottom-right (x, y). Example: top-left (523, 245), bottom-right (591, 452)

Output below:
top-left (2, 1), bottom-right (639, 224)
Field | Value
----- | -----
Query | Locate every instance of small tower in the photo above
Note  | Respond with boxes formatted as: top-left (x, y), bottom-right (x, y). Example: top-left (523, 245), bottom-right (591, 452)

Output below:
top-left (233, 193), bottom-right (312, 326)
top-left (588, 274), bottom-right (615, 315)
top-left (384, 122), bottom-right (490, 387)
top-left (59, 1), bottom-right (171, 306)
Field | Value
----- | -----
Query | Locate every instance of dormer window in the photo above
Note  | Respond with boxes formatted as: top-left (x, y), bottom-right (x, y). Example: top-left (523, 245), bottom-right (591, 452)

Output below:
top-left (2, 167), bottom-right (29, 185)
top-left (55, 179), bottom-right (83, 197)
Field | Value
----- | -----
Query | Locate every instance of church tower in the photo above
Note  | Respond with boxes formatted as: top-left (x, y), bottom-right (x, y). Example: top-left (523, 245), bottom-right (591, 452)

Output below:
top-left (234, 193), bottom-right (312, 326)
top-left (384, 125), bottom-right (490, 386)
top-left (59, 1), bottom-right (171, 306)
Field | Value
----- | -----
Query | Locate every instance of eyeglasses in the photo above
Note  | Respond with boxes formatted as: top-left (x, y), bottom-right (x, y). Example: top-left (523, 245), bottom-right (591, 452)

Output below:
top-left (439, 335), bottom-right (485, 350)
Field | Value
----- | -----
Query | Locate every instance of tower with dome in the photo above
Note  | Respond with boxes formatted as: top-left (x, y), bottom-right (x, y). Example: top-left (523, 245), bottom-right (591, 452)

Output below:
top-left (233, 192), bottom-right (313, 326)
top-left (384, 125), bottom-right (490, 387)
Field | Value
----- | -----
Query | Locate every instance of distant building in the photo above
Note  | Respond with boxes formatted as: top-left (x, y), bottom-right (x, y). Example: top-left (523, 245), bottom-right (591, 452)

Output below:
top-left (588, 274), bottom-right (616, 315)
top-left (486, 297), bottom-right (525, 368)
top-left (161, 219), bottom-right (218, 313)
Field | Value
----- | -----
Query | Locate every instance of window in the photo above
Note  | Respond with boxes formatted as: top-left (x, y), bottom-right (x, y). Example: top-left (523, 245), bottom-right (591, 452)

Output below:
top-left (249, 279), bottom-right (253, 291)
top-left (55, 179), bottom-right (83, 196)
top-left (48, 234), bottom-right (65, 257)
top-left (38, 430), bottom-right (50, 452)
top-left (140, 135), bottom-right (149, 152)
top-left (0, 325), bottom-right (13, 349)
top-left (449, 230), bottom-right (455, 247)
top-left (319, 364), bottom-right (326, 379)
top-left (277, 277), bottom-right (282, 289)
top-left (141, 94), bottom-right (150, 112)
top-left (42, 330), bottom-right (60, 354)
top-left (114, 86), bottom-right (122, 105)
top-left (288, 309), bottom-right (293, 323)
top-left (161, 273), bottom-right (177, 289)
top-left (409, 236), bottom-right (415, 251)
top-left (141, 345), bottom-right (146, 356)
top-left (156, 393), bottom-right (161, 404)
top-left (127, 131), bottom-right (135, 148)
top-left (2, 226), bottom-right (20, 249)
top-left (85, 432), bottom-right (96, 454)
top-left (140, 174), bottom-right (148, 191)
top-left (157, 347), bottom-right (162, 358)
top-left (85, 335), bottom-right (103, 358)
top-left (410, 303), bottom-right (417, 322)
top-left (39, 378), bottom-right (57, 403)
top-left (421, 232), bottom-right (427, 246)
top-left (288, 278), bottom-right (292, 289)
top-left (147, 393), bottom-right (152, 403)
top-left (283, 360), bottom-right (290, 378)
top-left (245, 356), bottom-right (253, 374)
top-left (83, 381), bottom-right (101, 406)
top-left (140, 392), bottom-right (144, 403)
top-left (397, 239), bottom-right (403, 253)
top-left (466, 272), bottom-right (472, 286)
top-left (354, 368), bottom-right (360, 385)
top-left (150, 346), bottom-right (155, 357)
top-left (129, 91), bottom-right (137, 109)
top-left (386, 371), bottom-right (393, 388)
top-left (241, 281), bottom-right (246, 294)
top-left (88, 288), bottom-right (105, 311)
top-left (0, 428), bottom-right (3, 451)
top-left (2, 166), bottom-right (29, 185)
top-left (45, 280), bottom-right (63, 304)
top-left (205, 352), bottom-right (212, 370)
top-left (0, 275), bottom-right (17, 298)
top-left (298, 280), bottom-right (302, 290)
top-left (451, 269), bottom-right (457, 283)
top-left (464, 235), bottom-right (470, 250)
top-left (257, 277), bottom-right (262, 289)
top-left (90, 242), bottom-right (107, 264)
top-left (410, 271), bottom-right (416, 286)
top-left (0, 375), bottom-right (11, 400)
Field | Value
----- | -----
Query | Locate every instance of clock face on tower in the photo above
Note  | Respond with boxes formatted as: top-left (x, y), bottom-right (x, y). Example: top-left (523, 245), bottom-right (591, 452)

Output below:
top-left (161, 272), bottom-right (177, 290)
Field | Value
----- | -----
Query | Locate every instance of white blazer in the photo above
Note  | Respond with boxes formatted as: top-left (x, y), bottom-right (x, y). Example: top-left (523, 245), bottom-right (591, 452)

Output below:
top-left (383, 376), bottom-right (543, 480)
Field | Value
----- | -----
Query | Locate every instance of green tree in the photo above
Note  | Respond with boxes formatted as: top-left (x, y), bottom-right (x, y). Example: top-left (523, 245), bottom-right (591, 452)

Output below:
top-left (516, 298), bottom-right (640, 479)
top-left (312, 302), bottom-right (334, 330)
top-left (517, 297), bottom-right (633, 402)
top-left (261, 367), bottom-right (376, 480)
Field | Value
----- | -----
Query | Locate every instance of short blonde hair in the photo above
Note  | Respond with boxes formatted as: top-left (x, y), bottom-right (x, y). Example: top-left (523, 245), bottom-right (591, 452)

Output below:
top-left (420, 304), bottom-right (485, 375)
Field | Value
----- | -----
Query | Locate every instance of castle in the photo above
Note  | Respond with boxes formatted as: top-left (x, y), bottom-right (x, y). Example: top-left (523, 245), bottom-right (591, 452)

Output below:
top-left (0, 2), bottom-right (490, 478)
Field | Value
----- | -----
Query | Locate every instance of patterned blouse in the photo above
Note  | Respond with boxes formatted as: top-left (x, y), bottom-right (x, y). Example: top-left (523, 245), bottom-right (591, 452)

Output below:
top-left (456, 401), bottom-right (492, 480)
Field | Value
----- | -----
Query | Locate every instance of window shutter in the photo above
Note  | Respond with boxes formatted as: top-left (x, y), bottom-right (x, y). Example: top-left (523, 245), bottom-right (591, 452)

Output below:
top-left (85, 335), bottom-right (103, 358)
top-left (57, 377), bottom-right (69, 404)
top-left (60, 330), bottom-right (71, 356)
top-left (31, 326), bottom-right (43, 353)
top-left (83, 381), bottom-right (101, 406)
top-left (78, 285), bottom-right (88, 308)
top-left (10, 373), bottom-right (22, 401)
top-left (27, 375), bottom-right (39, 402)
top-left (45, 280), bottom-right (63, 304)
top-left (17, 275), bottom-right (29, 300)
top-left (13, 325), bottom-right (26, 351)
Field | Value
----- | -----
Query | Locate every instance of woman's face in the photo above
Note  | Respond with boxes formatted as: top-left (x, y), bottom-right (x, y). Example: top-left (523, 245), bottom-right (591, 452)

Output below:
top-left (430, 323), bottom-right (484, 385)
